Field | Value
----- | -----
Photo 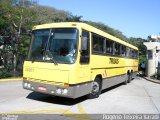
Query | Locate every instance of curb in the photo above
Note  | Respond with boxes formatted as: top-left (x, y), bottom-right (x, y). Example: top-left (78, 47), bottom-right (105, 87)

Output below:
top-left (143, 77), bottom-right (160, 84)
top-left (0, 78), bottom-right (22, 82)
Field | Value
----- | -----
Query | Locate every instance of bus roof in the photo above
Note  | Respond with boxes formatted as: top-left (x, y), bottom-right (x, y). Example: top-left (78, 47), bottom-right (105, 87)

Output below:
top-left (33, 22), bottom-right (138, 50)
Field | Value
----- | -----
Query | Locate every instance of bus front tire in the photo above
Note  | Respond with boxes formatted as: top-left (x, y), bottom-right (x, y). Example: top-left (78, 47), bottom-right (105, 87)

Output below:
top-left (87, 77), bottom-right (102, 99)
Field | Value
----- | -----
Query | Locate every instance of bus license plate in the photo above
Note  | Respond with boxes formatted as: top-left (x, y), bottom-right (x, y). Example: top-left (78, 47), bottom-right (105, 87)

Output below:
top-left (38, 86), bottom-right (47, 91)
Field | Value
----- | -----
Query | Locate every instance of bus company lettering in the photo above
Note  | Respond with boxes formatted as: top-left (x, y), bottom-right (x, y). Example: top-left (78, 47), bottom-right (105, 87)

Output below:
top-left (109, 58), bottom-right (119, 64)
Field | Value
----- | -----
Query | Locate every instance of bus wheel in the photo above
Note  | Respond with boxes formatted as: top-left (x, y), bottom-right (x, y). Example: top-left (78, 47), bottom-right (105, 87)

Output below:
top-left (124, 74), bottom-right (128, 85)
top-left (128, 73), bottom-right (132, 83)
top-left (87, 77), bottom-right (102, 99)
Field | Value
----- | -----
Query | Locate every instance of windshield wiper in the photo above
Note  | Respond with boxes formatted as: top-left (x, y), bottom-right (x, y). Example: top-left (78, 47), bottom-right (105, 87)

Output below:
top-left (43, 29), bottom-right (58, 65)
top-left (44, 50), bottom-right (58, 65)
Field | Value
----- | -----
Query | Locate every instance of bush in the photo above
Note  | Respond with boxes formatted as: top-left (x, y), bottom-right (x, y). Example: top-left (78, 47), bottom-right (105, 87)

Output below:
top-left (0, 68), bottom-right (12, 78)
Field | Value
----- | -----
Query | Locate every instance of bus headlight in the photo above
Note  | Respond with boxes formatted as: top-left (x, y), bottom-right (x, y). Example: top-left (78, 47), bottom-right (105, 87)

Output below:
top-left (62, 89), bottom-right (68, 95)
top-left (51, 90), bottom-right (55, 94)
top-left (24, 83), bottom-right (28, 87)
top-left (56, 88), bottom-right (68, 95)
top-left (56, 88), bottom-right (62, 94)
top-left (27, 83), bottom-right (31, 88)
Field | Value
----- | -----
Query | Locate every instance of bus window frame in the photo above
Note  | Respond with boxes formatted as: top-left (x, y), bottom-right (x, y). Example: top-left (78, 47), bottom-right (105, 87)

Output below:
top-left (92, 32), bottom-right (106, 55)
top-left (80, 29), bottom-right (90, 64)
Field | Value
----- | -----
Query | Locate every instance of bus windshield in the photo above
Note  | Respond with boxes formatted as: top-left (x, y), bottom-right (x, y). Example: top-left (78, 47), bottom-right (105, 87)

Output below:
top-left (28, 28), bottom-right (78, 64)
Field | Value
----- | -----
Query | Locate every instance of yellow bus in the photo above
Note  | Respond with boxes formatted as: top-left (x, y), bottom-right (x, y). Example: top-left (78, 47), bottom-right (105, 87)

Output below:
top-left (23, 22), bottom-right (138, 99)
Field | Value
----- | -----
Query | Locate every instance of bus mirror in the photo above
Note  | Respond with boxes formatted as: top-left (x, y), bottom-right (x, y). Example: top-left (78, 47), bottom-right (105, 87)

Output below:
top-left (81, 36), bottom-right (87, 50)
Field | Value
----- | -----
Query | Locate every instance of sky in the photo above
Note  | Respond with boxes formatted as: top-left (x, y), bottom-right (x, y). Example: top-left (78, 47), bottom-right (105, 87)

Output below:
top-left (38, 0), bottom-right (160, 39)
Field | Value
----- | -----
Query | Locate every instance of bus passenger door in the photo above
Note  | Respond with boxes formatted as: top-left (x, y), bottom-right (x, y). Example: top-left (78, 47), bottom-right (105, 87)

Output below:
top-left (78, 30), bottom-right (90, 83)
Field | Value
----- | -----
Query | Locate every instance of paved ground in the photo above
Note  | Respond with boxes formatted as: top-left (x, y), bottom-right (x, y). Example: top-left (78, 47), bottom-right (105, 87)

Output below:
top-left (0, 77), bottom-right (160, 120)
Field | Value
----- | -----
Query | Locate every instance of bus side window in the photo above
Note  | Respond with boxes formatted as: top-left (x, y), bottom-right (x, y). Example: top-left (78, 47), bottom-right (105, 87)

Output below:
top-left (92, 34), bottom-right (99, 51)
top-left (106, 39), bottom-right (113, 54)
top-left (134, 50), bottom-right (138, 59)
top-left (92, 33), bottom-right (105, 53)
top-left (121, 45), bottom-right (126, 57)
top-left (80, 30), bottom-right (90, 64)
top-left (114, 42), bottom-right (121, 55)
top-left (130, 49), bottom-right (134, 58)
top-left (126, 47), bottom-right (130, 57)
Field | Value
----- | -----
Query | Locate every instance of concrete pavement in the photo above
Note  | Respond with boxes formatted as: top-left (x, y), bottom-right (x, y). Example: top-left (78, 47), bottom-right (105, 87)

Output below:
top-left (144, 76), bottom-right (160, 84)
top-left (0, 77), bottom-right (160, 120)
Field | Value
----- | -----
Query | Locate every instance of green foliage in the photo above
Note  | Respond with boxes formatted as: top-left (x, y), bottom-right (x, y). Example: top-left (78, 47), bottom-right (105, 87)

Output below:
top-left (0, 68), bottom-right (12, 78)
top-left (30, 6), bottom-right (72, 24)
top-left (0, 0), bottom-right (38, 78)
top-left (128, 37), bottom-right (147, 63)
top-left (84, 21), bottom-right (128, 42)
top-left (66, 15), bottom-right (83, 22)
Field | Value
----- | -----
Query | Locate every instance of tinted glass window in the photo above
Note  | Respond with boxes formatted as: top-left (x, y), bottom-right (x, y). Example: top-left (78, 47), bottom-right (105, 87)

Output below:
top-left (80, 30), bottom-right (90, 64)
top-left (126, 47), bottom-right (130, 57)
top-left (121, 45), bottom-right (126, 56)
top-left (106, 39), bottom-right (113, 54)
top-left (126, 47), bottom-right (138, 58)
top-left (130, 49), bottom-right (134, 58)
top-left (114, 43), bottom-right (121, 55)
top-left (92, 33), bottom-right (105, 53)
top-left (28, 28), bottom-right (78, 64)
top-left (29, 29), bottom-right (50, 60)
top-left (134, 50), bottom-right (138, 59)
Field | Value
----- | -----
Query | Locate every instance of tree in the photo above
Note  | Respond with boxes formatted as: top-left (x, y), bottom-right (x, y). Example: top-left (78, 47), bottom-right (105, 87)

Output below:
top-left (128, 37), bottom-right (147, 63)
top-left (66, 15), bottom-right (83, 22)
top-left (0, 0), bottom-right (38, 77)
top-left (84, 21), bottom-right (128, 42)
top-left (30, 5), bottom-right (72, 24)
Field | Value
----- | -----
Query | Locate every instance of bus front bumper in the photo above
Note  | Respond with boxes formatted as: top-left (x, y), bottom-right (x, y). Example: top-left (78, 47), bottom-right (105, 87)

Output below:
top-left (23, 80), bottom-right (92, 99)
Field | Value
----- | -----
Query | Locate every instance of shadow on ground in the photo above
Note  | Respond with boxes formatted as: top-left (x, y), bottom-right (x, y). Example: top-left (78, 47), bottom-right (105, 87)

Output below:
top-left (26, 81), bottom-right (130, 106)
top-left (26, 92), bottom-right (88, 106)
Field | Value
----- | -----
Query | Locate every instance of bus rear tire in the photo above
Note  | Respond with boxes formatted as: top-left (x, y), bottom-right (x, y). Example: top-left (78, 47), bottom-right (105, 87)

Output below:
top-left (124, 74), bottom-right (128, 85)
top-left (87, 77), bottom-right (102, 99)
top-left (128, 73), bottom-right (132, 83)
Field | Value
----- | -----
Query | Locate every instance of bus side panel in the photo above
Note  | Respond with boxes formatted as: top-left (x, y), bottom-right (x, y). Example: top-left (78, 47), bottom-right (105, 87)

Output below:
top-left (102, 75), bottom-right (127, 90)
top-left (91, 55), bottom-right (129, 79)
top-left (90, 55), bottom-right (138, 90)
